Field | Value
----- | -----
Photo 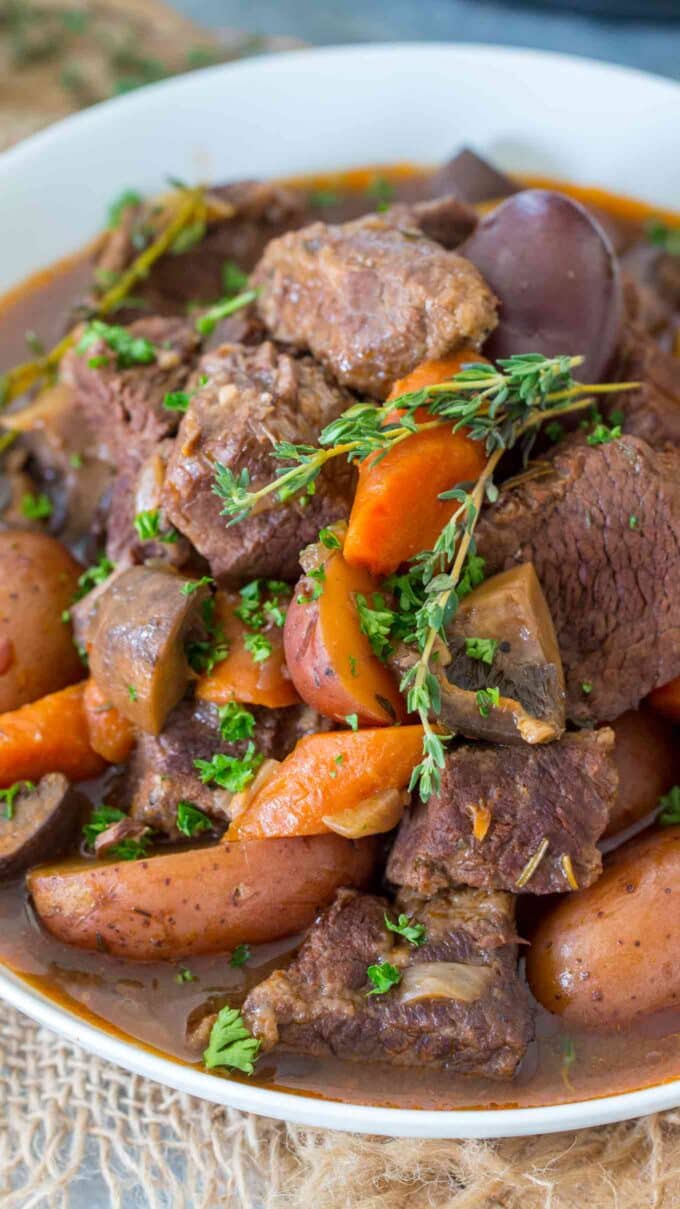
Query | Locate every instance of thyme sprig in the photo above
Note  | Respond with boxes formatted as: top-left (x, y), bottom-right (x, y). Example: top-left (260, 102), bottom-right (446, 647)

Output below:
top-left (212, 354), bottom-right (633, 525)
top-left (0, 185), bottom-right (207, 407)
top-left (212, 351), bottom-right (638, 800)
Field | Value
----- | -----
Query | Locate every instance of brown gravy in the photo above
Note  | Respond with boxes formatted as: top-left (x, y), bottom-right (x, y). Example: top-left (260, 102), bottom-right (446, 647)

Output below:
top-left (1, 164), bottom-right (679, 1111)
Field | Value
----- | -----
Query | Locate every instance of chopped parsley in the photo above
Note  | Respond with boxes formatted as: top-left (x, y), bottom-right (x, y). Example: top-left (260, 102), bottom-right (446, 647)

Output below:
top-left (222, 260), bottom-right (249, 297)
top-left (194, 743), bottom-right (263, 793)
top-left (384, 912), bottom-right (426, 947)
top-left (344, 713), bottom-right (359, 731)
top-left (348, 655), bottom-right (359, 679)
top-left (133, 509), bottom-right (177, 544)
top-left (127, 685), bottom-right (138, 701)
top-left (243, 631), bottom-right (272, 664)
top-left (458, 553), bottom-right (486, 599)
top-left (645, 218), bottom-right (680, 256)
top-left (81, 805), bottom-right (151, 860)
top-left (545, 420), bottom-right (564, 444)
top-left (175, 967), bottom-right (197, 984)
top-left (21, 492), bottom-right (52, 521)
top-left (355, 592), bottom-right (395, 661)
top-left (235, 579), bottom-right (287, 630)
top-left (586, 421), bottom-right (621, 447)
top-left (203, 1004), bottom-right (261, 1073)
top-left (581, 682), bottom-right (593, 695)
top-left (170, 218), bottom-right (206, 255)
top-left (0, 781), bottom-right (35, 820)
top-left (629, 514), bottom-right (639, 530)
top-left (181, 576), bottom-right (214, 596)
top-left (229, 943), bottom-right (250, 968)
top-left (366, 961), bottom-right (401, 996)
top-left (309, 189), bottom-right (341, 208)
top-left (186, 595), bottom-right (229, 675)
top-left (218, 702), bottom-right (256, 742)
top-left (464, 637), bottom-right (499, 666)
top-left (658, 786), bottom-right (680, 827)
top-left (367, 174), bottom-right (395, 212)
top-left (163, 390), bottom-right (190, 413)
top-left (76, 320), bottom-right (156, 370)
top-left (75, 555), bottom-right (114, 601)
top-left (297, 566), bottom-right (326, 605)
top-left (107, 189), bottom-right (142, 228)
top-left (318, 526), bottom-right (342, 551)
top-left (176, 800), bottom-right (212, 838)
top-left (69, 452), bottom-right (83, 469)
top-left (476, 686), bottom-right (500, 718)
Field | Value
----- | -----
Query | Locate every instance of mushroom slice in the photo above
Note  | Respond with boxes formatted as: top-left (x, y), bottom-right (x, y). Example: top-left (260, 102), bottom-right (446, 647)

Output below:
top-left (88, 566), bottom-right (211, 734)
top-left (0, 774), bottom-right (84, 878)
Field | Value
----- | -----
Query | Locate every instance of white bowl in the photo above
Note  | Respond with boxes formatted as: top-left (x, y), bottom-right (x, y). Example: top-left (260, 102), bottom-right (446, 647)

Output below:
top-left (1, 43), bottom-right (679, 1138)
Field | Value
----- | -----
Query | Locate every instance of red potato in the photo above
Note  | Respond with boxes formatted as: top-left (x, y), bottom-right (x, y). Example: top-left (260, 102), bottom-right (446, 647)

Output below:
top-left (27, 833), bottom-right (377, 960)
top-left (283, 543), bottom-right (406, 726)
top-left (648, 675), bottom-right (680, 724)
top-left (527, 827), bottom-right (680, 1029)
top-left (461, 190), bottom-right (623, 382)
top-left (605, 706), bottom-right (679, 838)
top-left (0, 531), bottom-right (84, 712)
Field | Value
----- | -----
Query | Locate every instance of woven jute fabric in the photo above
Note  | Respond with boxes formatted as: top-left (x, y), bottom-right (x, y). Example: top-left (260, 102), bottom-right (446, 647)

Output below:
top-left (3, 1004), bottom-right (680, 1208)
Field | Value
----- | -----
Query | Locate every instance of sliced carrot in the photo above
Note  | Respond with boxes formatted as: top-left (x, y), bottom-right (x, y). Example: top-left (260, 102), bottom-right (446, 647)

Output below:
top-left (83, 678), bottom-right (136, 764)
top-left (227, 725), bottom-right (424, 840)
top-left (648, 676), bottom-right (680, 724)
top-left (196, 590), bottom-right (300, 709)
top-left (343, 351), bottom-right (488, 577)
top-left (283, 541), bottom-right (407, 726)
top-left (0, 682), bottom-right (106, 788)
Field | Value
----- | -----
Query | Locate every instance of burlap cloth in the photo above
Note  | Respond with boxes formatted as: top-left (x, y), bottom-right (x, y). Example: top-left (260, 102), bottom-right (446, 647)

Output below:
top-left (1, 4), bottom-right (680, 1204)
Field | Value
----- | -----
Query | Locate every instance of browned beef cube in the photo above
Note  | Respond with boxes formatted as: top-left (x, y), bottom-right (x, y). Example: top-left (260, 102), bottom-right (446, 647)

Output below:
top-left (387, 731), bottom-right (617, 897)
top-left (163, 341), bottom-right (355, 583)
top-left (105, 439), bottom-right (192, 569)
top-left (61, 316), bottom-right (199, 465)
top-left (243, 886), bottom-right (532, 1078)
top-left (476, 436), bottom-right (680, 724)
top-left (252, 213), bottom-right (497, 398)
top-left (607, 320), bottom-right (680, 450)
top-left (127, 699), bottom-right (329, 837)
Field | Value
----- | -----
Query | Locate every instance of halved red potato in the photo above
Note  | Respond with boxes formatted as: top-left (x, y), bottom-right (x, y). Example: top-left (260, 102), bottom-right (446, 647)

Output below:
top-left (27, 833), bottom-right (377, 960)
top-left (284, 543), bottom-right (406, 726)
top-left (605, 706), bottom-right (679, 838)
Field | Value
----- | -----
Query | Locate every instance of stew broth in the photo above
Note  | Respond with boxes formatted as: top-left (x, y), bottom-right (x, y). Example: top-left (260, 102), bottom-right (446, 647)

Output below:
top-left (1, 163), bottom-right (679, 1111)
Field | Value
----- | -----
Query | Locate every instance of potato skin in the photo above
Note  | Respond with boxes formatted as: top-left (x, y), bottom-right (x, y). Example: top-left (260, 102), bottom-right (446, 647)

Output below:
top-left (0, 532), bottom-right (83, 712)
top-left (605, 707), bottom-right (679, 838)
top-left (28, 833), bottom-right (377, 959)
top-left (527, 827), bottom-right (680, 1029)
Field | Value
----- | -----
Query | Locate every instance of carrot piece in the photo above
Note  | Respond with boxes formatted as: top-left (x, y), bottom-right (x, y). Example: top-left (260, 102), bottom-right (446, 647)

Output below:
top-left (343, 351), bottom-right (488, 577)
top-left (196, 590), bottom-right (300, 709)
top-left (648, 676), bottom-right (680, 724)
top-left (83, 678), bottom-right (136, 764)
top-left (227, 725), bottom-right (424, 839)
top-left (284, 542), bottom-right (406, 726)
top-left (0, 683), bottom-right (106, 788)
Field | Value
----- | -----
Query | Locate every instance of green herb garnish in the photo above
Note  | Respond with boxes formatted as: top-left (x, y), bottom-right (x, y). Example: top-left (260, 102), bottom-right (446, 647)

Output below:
top-left (181, 576), bottom-right (214, 596)
top-left (21, 492), bottom-right (52, 520)
top-left (0, 781), bottom-right (35, 820)
top-left (107, 189), bottom-right (142, 228)
top-left (384, 913), bottom-right (426, 946)
top-left (366, 961), bottom-right (401, 996)
top-left (229, 943), bottom-right (251, 968)
top-left (194, 743), bottom-right (263, 793)
top-left (195, 289), bottom-right (258, 337)
top-left (345, 713), bottom-right (359, 731)
top-left (222, 261), bottom-right (249, 297)
top-left (355, 592), bottom-right (395, 661)
top-left (175, 967), bottom-right (197, 983)
top-left (163, 390), bottom-right (191, 412)
top-left (176, 800), bottom-right (212, 838)
top-left (76, 320), bottom-right (156, 369)
top-left (464, 637), bottom-right (499, 666)
top-left (82, 805), bottom-right (126, 848)
top-left (218, 702), bottom-right (256, 742)
top-left (476, 686), bottom-right (500, 717)
top-left (659, 786), bottom-right (680, 826)
top-left (203, 1005), bottom-right (261, 1073)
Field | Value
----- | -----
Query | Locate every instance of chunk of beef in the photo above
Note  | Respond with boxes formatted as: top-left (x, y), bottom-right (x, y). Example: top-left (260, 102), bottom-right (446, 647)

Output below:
top-left (476, 436), bottom-right (680, 723)
top-left (252, 213), bottom-right (498, 398)
top-left (163, 341), bottom-right (355, 583)
top-left (105, 438), bottom-right (192, 568)
top-left (243, 886), bottom-right (531, 1078)
top-left (387, 731), bottom-right (617, 897)
top-left (386, 195), bottom-right (478, 249)
top-left (60, 316), bottom-right (199, 465)
top-left (607, 321), bottom-right (680, 450)
top-left (94, 181), bottom-right (312, 316)
top-left (126, 699), bottom-right (329, 837)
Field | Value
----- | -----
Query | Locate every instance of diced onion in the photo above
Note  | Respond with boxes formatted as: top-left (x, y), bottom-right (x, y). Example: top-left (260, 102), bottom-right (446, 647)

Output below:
top-left (399, 961), bottom-right (494, 1005)
top-left (322, 788), bottom-right (409, 839)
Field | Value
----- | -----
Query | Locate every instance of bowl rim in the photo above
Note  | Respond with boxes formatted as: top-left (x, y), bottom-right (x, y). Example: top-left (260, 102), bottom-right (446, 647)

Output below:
top-left (1, 40), bottom-right (679, 1137)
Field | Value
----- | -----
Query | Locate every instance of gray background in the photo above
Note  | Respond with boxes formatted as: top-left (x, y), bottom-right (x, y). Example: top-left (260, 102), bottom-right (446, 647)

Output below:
top-left (172, 0), bottom-right (680, 80)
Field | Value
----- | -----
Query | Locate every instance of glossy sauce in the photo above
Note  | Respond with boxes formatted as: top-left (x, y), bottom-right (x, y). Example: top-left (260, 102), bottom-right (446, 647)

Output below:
top-left (1, 163), bottom-right (679, 1110)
